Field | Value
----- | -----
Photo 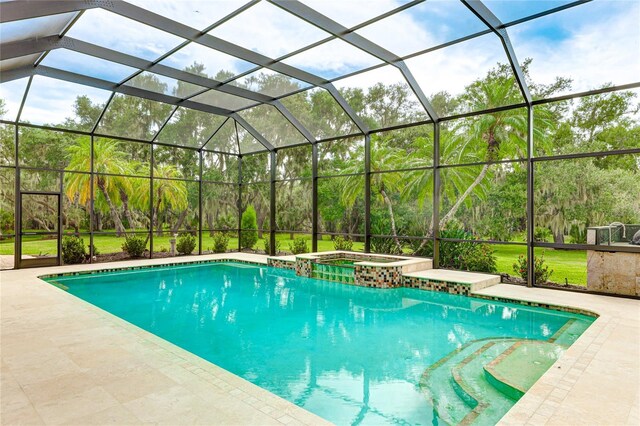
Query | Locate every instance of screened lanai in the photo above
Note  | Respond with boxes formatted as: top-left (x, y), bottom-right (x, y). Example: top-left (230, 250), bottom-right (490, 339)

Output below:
top-left (0, 0), bottom-right (639, 293)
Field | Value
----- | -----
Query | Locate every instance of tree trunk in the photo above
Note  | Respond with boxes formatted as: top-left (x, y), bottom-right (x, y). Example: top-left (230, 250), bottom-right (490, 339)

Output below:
top-left (154, 199), bottom-right (163, 237)
top-left (95, 212), bottom-right (102, 232)
top-left (439, 163), bottom-right (490, 230)
top-left (97, 178), bottom-right (125, 236)
top-left (553, 229), bottom-right (565, 244)
top-left (412, 164), bottom-right (490, 255)
top-left (380, 188), bottom-right (403, 253)
top-left (171, 210), bottom-right (188, 234)
top-left (206, 213), bottom-right (214, 236)
top-left (119, 189), bottom-right (136, 230)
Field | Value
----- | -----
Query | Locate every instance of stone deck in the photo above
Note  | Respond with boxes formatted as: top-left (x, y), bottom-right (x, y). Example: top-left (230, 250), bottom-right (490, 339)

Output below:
top-left (1, 254), bottom-right (638, 425)
top-left (0, 253), bottom-right (327, 426)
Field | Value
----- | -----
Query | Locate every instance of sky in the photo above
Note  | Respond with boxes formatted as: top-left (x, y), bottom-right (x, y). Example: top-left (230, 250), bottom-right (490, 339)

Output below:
top-left (1, 0), bottom-right (639, 127)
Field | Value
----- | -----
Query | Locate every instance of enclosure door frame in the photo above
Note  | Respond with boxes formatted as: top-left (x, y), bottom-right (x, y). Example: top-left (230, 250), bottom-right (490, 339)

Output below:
top-left (17, 191), bottom-right (62, 269)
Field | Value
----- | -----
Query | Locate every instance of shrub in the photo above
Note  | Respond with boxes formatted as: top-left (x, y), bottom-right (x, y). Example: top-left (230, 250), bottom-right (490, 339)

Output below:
top-left (457, 242), bottom-right (497, 273)
top-left (534, 227), bottom-right (552, 242)
top-left (410, 227), bottom-right (497, 273)
top-left (263, 238), bottom-right (281, 255)
top-left (212, 232), bottom-right (229, 253)
top-left (122, 235), bottom-right (146, 258)
top-left (333, 236), bottom-right (353, 251)
top-left (90, 244), bottom-right (100, 256)
top-left (215, 214), bottom-right (235, 230)
top-left (513, 253), bottom-right (553, 284)
top-left (62, 235), bottom-right (86, 264)
top-left (370, 237), bottom-right (404, 255)
top-left (240, 205), bottom-right (258, 249)
top-left (569, 223), bottom-right (587, 244)
top-left (177, 233), bottom-right (196, 255)
top-left (289, 237), bottom-right (309, 255)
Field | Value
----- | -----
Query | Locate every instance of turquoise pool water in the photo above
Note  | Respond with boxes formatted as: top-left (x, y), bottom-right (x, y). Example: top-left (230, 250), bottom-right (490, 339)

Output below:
top-left (46, 262), bottom-right (593, 425)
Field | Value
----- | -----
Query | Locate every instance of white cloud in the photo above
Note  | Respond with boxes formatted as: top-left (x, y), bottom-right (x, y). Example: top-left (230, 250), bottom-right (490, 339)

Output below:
top-left (159, 42), bottom-right (257, 80)
top-left (509, 0), bottom-right (640, 94)
top-left (19, 76), bottom-right (111, 126)
top-left (208, 1), bottom-right (330, 58)
top-left (0, 78), bottom-right (29, 122)
top-left (282, 39), bottom-right (382, 79)
top-left (355, 0), bottom-right (487, 57)
top-left (405, 33), bottom-right (509, 98)
top-left (300, 0), bottom-right (409, 28)
top-left (65, 9), bottom-right (184, 61)
top-left (127, 0), bottom-right (249, 31)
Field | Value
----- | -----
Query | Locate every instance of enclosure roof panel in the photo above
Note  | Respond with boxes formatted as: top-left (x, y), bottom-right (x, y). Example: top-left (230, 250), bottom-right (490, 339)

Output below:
top-left (20, 75), bottom-right (113, 131)
top-left (127, 0), bottom-right (252, 31)
top-left (508, 0), bottom-right (640, 98)
top-left (227, 68), bottom-right (312, 98)
top-left (158, 41), bottom-right (258, 82)
top-left (124, 71), bottom-right (207, 98)
top-left (299, 0), bottom-right (413, 29)
top-left (40, 49), bottom-right (139, 84)
top-left (0, 78), bottom-right (29, 122)
top-left (356, 0), bottom-right (489, 57)
top-left (155, 107), bottom-right (227, 148)
top-left (0, 12), bottom-right (77, 44)
top-left (65, 9), bottom-right (185, 62)
top-left (207, 1), bottom-right (332, 58)
top-left (482, 0), bottom-right (575, 23)
top-left (0, 0), bottom-right (636, 149)
top-left (281, 38), bottom-right (383, 80)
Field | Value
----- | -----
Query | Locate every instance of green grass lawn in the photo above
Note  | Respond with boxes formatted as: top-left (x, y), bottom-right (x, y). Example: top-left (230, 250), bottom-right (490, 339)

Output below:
top-left (0, 233), bottom-right (587, 285)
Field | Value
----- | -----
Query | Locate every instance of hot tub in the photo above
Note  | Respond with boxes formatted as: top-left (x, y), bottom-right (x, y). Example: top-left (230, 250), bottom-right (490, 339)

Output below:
top-left (294, 251), bottom-right (433, 288)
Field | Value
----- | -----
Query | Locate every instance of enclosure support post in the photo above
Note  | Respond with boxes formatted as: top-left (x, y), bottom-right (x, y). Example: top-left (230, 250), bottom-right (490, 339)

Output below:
top-left (311, 143), bottom-right (318, 252)
top-left (14, 124), bottom-right (20, 268)
top-left (364, 133), bottom-right (371, 253)
top-left (149, 144), bottom-right (154, 257)
top-left (198, 149), bottom-right (203, 255)
top-left (57, 178), bottom-right (63, 266)
top-left (270, 151), bottom-right (277, 256)
top-left (14, 77), bottom-right (30, 269)
top-left (526, 106), bottom-right (535, 287)
top-left (237, 155), bottom-right (243, 252)
top-left (89, 135), bottom-right (94, 263)
top-left (433, 122), bottom-right (440, 269)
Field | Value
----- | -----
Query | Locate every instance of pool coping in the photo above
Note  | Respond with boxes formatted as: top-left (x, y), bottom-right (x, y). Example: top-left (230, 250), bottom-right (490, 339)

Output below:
top-left (39, 256), bottom-right (599, 319)
top-left (1, 253), bottom-right (638, 425)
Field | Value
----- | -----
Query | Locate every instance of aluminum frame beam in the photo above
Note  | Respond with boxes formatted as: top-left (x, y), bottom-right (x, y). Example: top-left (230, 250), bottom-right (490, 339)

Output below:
top-left (10, 65), bottom-right (234, 116)
top-left (272, 100), bottom-right (316, 143)
top-left (0, 36), bottom-right (315, 151)
top-left (231, 114), bottom-right (275, 152)
top-left (0, 0), bottom-right (95, 23)
top-left (100, 1), bottom-right (364, 141)
top-left (1, 35), bottom-right (316, 150)
top-left (2, 36), bottom-right (276, 105)
top-left (461, 0), bottom-right (533, 105)
top-left (270, 0), bottom-right (439, 122)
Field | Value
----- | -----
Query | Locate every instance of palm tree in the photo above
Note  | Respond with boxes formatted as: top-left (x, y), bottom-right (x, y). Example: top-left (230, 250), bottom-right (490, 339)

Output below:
top-left (65, 138), bottom-right (131, 236)
top-left (134, 164), bottom-right (187, 236)
top-left (341, 144), bottom-right (405, 252)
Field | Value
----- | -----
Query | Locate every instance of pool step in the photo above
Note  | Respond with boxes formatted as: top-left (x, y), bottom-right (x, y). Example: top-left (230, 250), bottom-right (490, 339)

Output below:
top-left (483, 341), bottom-right (565, 400)
top-left (403, 269), bottom-right (501, 296)
top-left (452, 341), bottom-right (522, 425)
top-left (421, 336), bottom-right (567, 425)
top-left (549, 318), bottom-right (591, 347)
top-left (420, 338), bottom-right (515, 425)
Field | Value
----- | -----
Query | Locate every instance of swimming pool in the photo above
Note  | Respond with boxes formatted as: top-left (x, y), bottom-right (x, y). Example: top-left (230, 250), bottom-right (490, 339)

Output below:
top-left (45, 261), bottom-right (594, 425)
